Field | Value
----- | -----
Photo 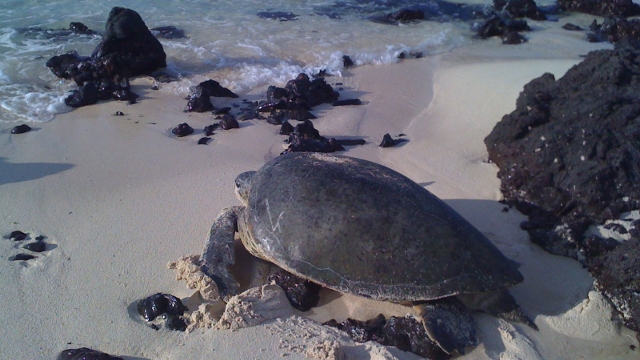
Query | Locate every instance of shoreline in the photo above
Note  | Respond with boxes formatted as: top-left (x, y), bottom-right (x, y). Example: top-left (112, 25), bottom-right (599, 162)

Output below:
top-left (1, 41), bottom-right (638, 359)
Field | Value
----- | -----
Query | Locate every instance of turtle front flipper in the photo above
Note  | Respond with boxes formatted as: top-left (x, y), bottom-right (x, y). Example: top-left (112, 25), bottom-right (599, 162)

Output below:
top-left (414, 298), bottom-right (478, 355)
top-left (200, 206), bottom-right (243, 301)
top-left (458, 288), bottom-right (538, 331)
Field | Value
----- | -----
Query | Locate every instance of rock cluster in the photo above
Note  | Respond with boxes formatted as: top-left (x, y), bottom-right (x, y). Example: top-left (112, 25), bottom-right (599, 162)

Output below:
top-left (46, 7), bottom-right (167, 107)
top-left (485, 46), bottom-right (640, 331)
top-left (324, 314), bottom-right (450, 359)
top-left (558, 0), bottom-right (640, 17)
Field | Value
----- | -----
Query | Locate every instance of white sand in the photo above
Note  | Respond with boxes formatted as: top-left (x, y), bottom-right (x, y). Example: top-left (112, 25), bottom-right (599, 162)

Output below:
top-left (1, 24), bottom-right (639, 359)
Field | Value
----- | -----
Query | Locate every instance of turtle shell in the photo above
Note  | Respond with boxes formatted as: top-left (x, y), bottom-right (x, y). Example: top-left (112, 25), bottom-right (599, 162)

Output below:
top-left (244, 152), bottom-right (523, 302)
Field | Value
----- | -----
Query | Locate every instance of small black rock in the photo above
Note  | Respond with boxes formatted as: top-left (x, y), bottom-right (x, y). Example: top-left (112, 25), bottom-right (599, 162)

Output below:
top-left (137, 293), bottom-right (187, 322)
top-left (204, 124), bottom-right (219, 136)
top-left (218, 114), bottom-right (239, 130)
top-left (114, 111), bottom-right (124, 116)
top-left (57, 347), bottom-right (124, 360)
top-left (172, 123), bottom-right (194, 137)
top-left (9, 230), bottom-right (28, 241)
top-left (379, 133), bottom-right (396, 147)
top-left (198, 137), bottom-right (211, 145)
top-left (23, 241), bottom-right (46, 252)
top-left (562, 23), bottom-right (583, 31)
top-left (10, 253), bottom-right (35, 261)
top-left (343, 55), bottom-right (354, 68)
top-left (269, 270), bottom-right (321, 311)
top-left (337, 138), bottom-right (366, 146)
top-left (11, 124), bottom-right (32, 134)
top-left (332, 99), bottom-right (362, 106)
top-left (165, 315), bottom-right (188, 331)
top-left (279, 122), bottom-right (294, 135)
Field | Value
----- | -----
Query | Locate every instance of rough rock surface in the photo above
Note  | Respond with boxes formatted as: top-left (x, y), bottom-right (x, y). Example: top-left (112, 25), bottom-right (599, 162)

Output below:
top-left (324, 315), bottom-right (450, 359)
top-left (589, 18), bottom-right (640, 44)
top-left (589, 236), bottom-right (640, 332)
top-left (484, 46), bottom-right (640, 331)
top-left (57, 347), bottom-right (124, 360)
top-left (558, 0), bottom-right (640, 17)
top-left (185, 79), bottom-right (238, 113)
top-left (475, 15), bottom-right (530, 44)
top-left (494, 0), bottom-right (546, 20)
top-left (46, 7), bottom-right (166, 106)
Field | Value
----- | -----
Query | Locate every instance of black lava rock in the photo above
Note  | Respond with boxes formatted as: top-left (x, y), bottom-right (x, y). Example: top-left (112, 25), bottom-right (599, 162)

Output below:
top-left (558, 0), bottom-right (640, 17)
top-left (69, 22), bottom-right (97, 35)
top-left (325, 315), bottom-right (450, 359)
top-left (332, 99), bottom-right (362, 106)
top-left (562, 23), bottom-right (583, 31)
top-left (218, 114), bottom-right (239, 130)
top-left (165, 314), bottom-right (188, 331)
top-left (172, 123), bottom-right (194, 137)
top-left (46, 7), bottom-right (167, 108)
top-left (23, 241), bottom-right (46, 252)
top-left (91, 7), bottom-right (166, 74)
top-left (11, 124), bottom-right (32, 134)
top-left (137, 293), bottom-right (187, 322)
top-left (589, 236), bottom-right (640, 332)
top-left (8, 231), bottom-right (28, 241)
top-left (494, 0), bottom-right (547, 20)
top-left (185, 80), bottom-right (238, 113)
top-left (485, 46), bottom-right (640, 331)
top-left (387, 9), bottom-right (425, 24)
top-left (57, 347), bottom-right (124, 360)
top-left (150, 26), bottom-right (186, 39)
top-left (204, 124), bottom-right (219, 136)
top-left (283, 137), bottom-right (344, 154)
top-left (379, 133), bottom-right (396, 147)
top-left (65, 81), bottom-right (99, 107)
top-left (476, 15), bottom-right (530, 40)
top-left (198, 137), bottom-right (211, 145)
top-left (502, 31), bottom-right (528, 44)
top-left (269, 271), bottom-right (321, 311)
top-left (589, 18), bottom-right (640, 44)
top-left (342, 55), bottom-right (354, 68)
top-left (279, 121), bottom-right (294, 135)
top-left (10, 254), bottom-right (35, 261)
top-left (257, 11), bottom-right (299, 21)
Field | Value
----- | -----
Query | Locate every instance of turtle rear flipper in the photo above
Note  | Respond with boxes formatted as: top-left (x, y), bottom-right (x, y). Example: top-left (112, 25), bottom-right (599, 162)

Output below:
top-left (458, 288), bottom-right (538, 331)
top-left (200, 206), bottom-right (243, 301)
top-left (415, 298), bottom-right (478, 355)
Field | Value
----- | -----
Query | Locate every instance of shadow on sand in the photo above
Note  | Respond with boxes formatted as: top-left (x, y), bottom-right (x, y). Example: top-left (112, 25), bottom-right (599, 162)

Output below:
top-left (0, 157), bottom-right (75, 185)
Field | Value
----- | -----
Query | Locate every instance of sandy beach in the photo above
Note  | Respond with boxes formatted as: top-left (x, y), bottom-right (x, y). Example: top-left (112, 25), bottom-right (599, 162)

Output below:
top-left (2, 23), bottom-right (639, 359)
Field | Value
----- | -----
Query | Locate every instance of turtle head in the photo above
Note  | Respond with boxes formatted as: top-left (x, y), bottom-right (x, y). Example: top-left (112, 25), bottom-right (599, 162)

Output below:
top-left (234, 171), bottom-right (256, 205)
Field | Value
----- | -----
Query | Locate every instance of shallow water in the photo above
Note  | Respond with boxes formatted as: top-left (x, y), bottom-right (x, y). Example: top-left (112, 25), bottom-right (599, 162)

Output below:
top-left (0, 0), bottom-right (559, 122)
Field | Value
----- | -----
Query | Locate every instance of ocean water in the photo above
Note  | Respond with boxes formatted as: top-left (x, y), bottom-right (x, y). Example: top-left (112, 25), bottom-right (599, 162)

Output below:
top-left (0, 0), bottom-right (557, 123)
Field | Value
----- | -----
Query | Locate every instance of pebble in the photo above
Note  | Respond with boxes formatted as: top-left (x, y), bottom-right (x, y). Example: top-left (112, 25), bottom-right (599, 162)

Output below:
top-left (23, 241), bottom-right (46, 252)
top-left (171, 123), bottom-right (194, 137)
top-left (10, 254), bottom-right (35, 261)
top-left (11, 124), bottom-right (32, 134)
top-left (8, 231), bottom-right (28, 241)
top-left (57, 347), bottom-right (124, 360)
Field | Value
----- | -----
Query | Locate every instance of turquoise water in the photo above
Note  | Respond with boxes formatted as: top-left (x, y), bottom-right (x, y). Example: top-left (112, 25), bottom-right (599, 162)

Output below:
top-left (0, 0), bottom-right (558, 122)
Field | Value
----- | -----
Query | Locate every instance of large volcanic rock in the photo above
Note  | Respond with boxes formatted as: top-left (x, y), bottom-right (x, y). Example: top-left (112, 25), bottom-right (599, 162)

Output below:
top-left (493, 0), bottom-right (546, 20)
top-left (484, 46), bottom-right (640, 331)
top-left (46, 7), bottom-right (166, 106)
top-left (558, 0), bottom-right (640, 17)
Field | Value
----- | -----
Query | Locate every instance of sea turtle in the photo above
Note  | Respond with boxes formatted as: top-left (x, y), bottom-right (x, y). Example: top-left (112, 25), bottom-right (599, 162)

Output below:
top-left (200, 152), bottom-right (536, 354)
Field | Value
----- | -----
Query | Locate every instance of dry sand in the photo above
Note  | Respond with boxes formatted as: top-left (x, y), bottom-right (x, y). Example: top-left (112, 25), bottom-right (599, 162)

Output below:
top-left (1, 25), bottom-right (639, 359)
